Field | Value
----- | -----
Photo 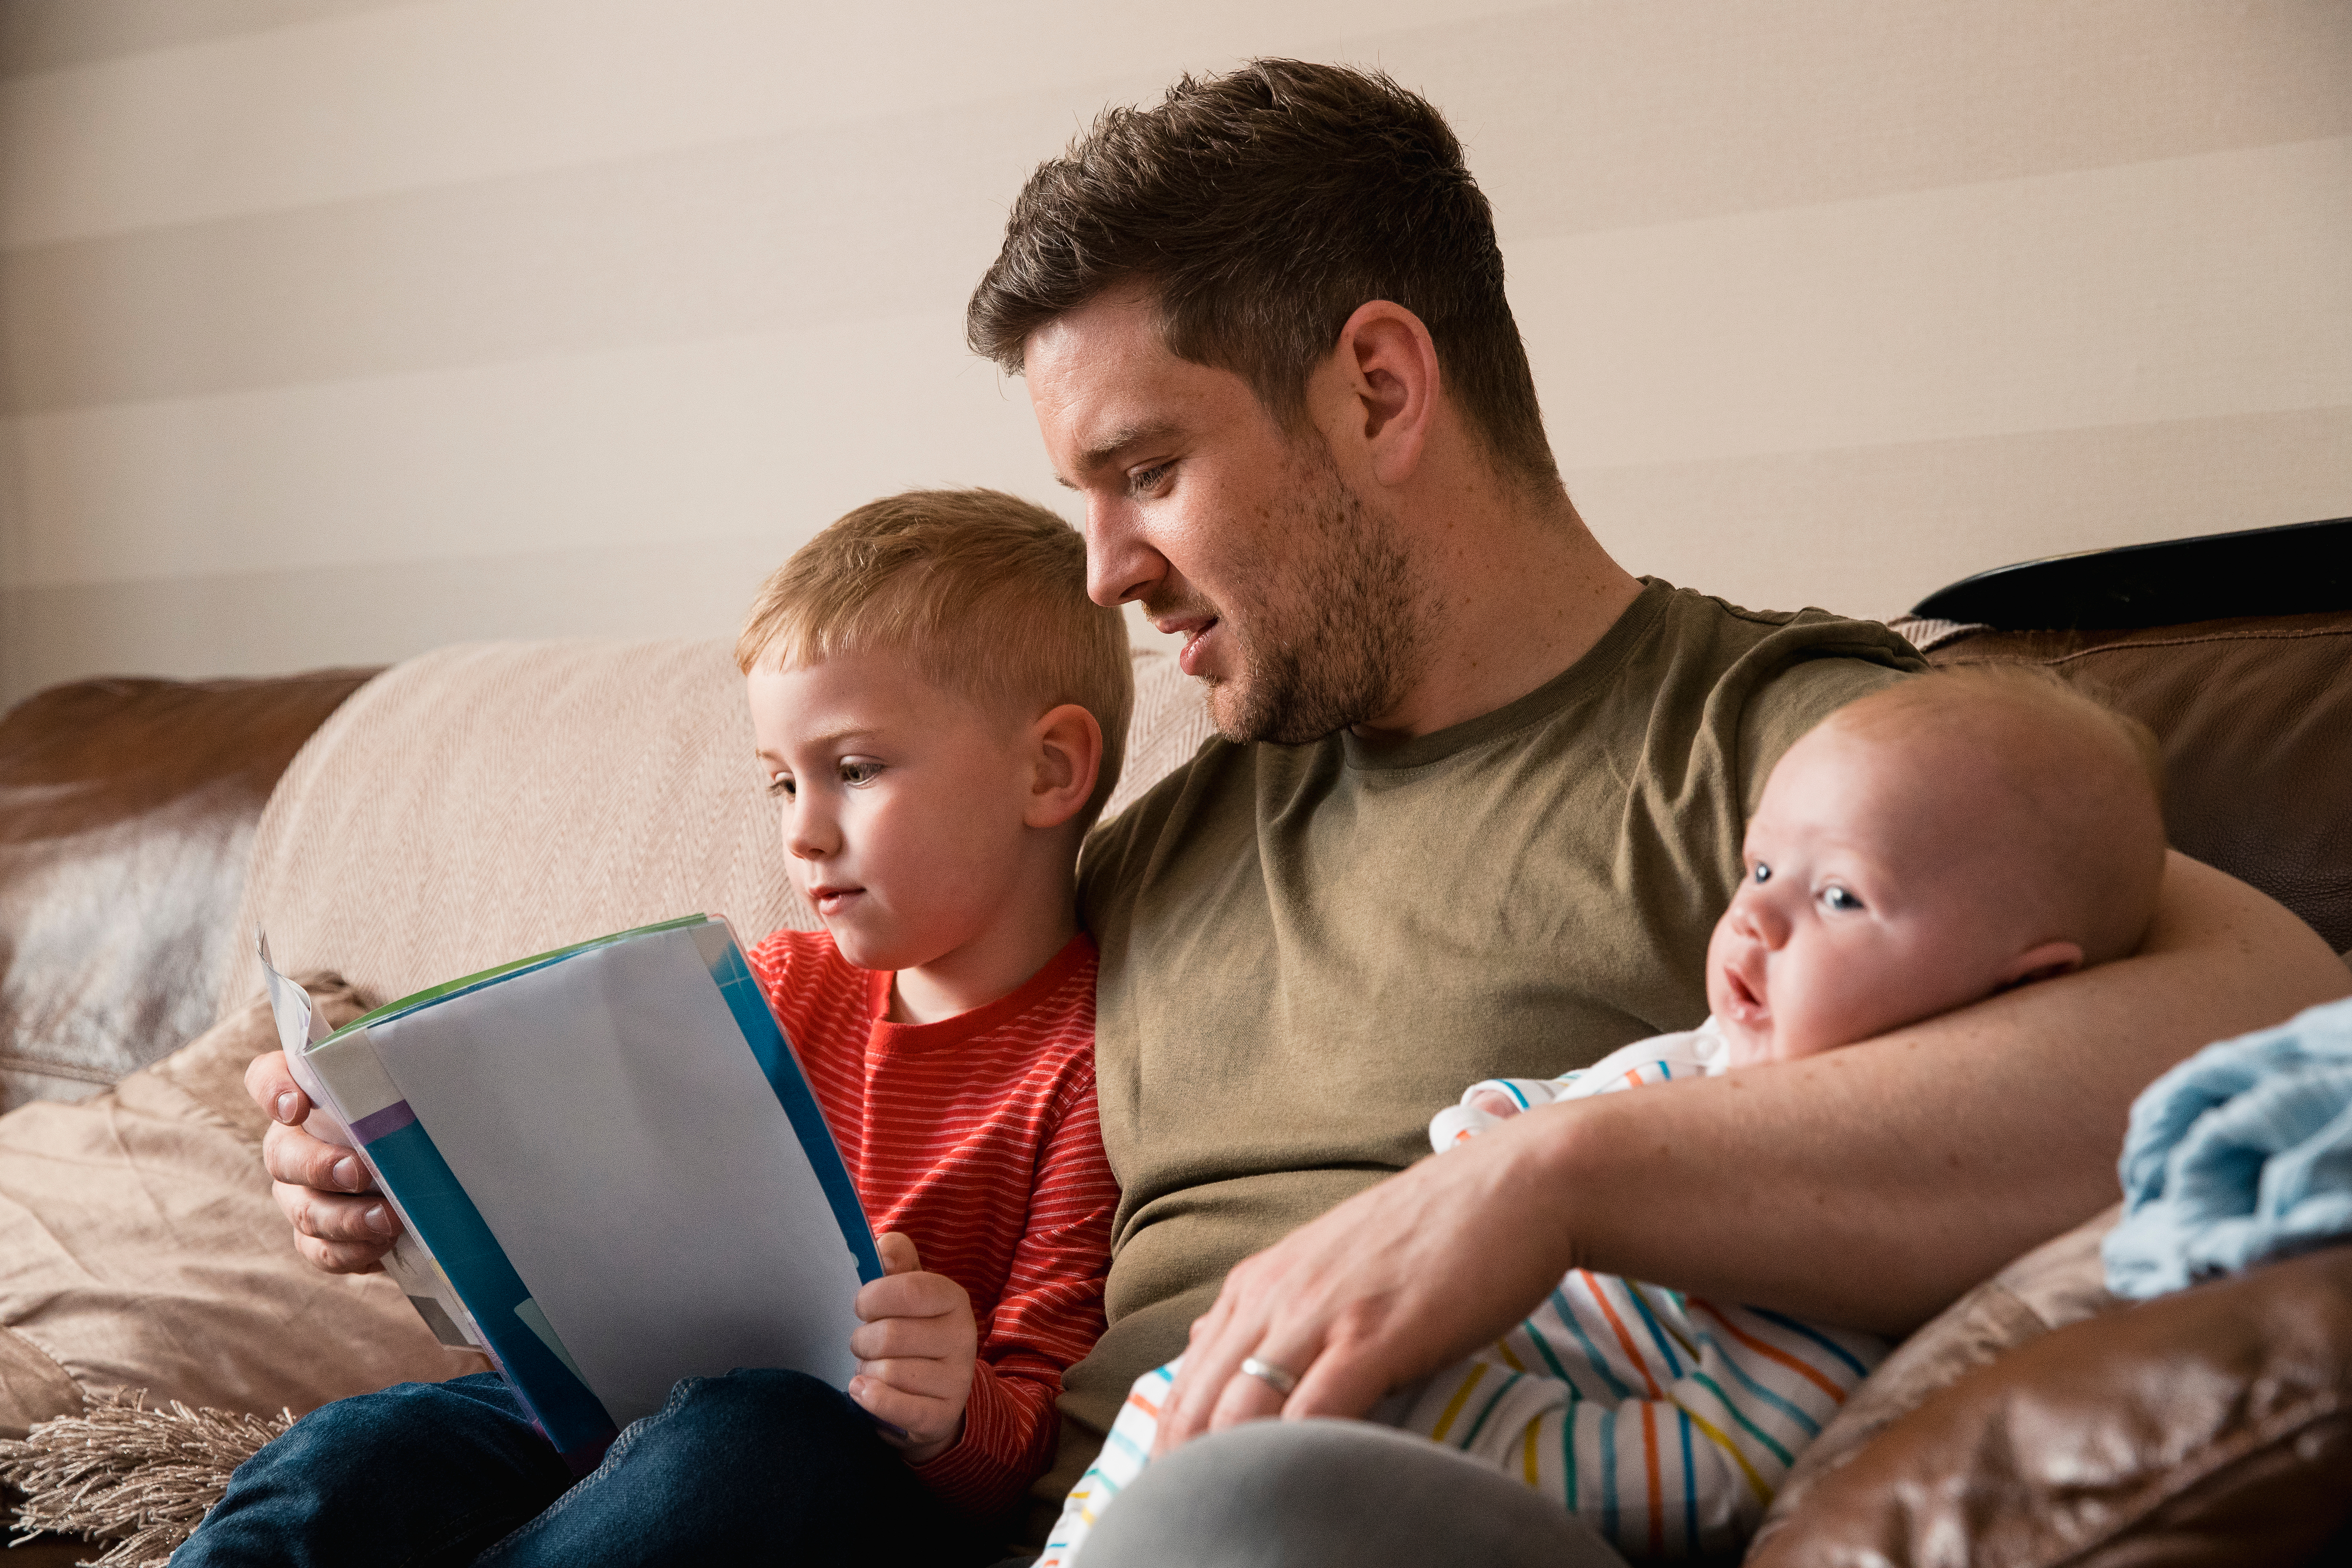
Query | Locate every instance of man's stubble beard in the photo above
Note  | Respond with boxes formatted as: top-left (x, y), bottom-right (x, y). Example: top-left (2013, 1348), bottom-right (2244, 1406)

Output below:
top-left (1198, 444), bottom-right (1427, 747)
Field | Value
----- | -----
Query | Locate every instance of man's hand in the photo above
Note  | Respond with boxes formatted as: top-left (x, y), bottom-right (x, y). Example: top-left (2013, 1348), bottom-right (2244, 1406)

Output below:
top-left (244, 1048), bottom-right (402, 1273)
top-left (849, 1232), bottom-right (977, 1465)
top-left (1156, 1109), bottom-right (1575, 1455)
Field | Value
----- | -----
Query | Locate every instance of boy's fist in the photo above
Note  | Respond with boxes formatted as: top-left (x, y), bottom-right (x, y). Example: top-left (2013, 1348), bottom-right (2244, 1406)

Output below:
top-left (849, 1232), bottom-right (977, 1465)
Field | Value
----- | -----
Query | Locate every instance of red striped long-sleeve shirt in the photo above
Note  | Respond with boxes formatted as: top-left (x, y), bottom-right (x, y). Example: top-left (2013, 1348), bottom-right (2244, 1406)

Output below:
top-left (745, 927), bottom-right (1116, 1518)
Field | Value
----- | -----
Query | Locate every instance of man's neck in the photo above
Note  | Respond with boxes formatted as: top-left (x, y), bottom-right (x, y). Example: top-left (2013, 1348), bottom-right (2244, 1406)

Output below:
top-left (1352, 485), bottom-right (1643, 743)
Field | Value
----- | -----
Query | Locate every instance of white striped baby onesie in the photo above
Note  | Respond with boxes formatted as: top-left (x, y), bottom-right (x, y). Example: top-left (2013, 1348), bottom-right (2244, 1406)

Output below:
top-left (1042, 1021), bottom-right (1887, 1564)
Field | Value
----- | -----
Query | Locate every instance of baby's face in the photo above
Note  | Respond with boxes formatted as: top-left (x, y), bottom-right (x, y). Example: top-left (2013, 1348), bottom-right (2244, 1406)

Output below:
top-left (1706, 720), bottom-right (2052, 1068)
top-left (745, 649), bottom-right (1036, 975)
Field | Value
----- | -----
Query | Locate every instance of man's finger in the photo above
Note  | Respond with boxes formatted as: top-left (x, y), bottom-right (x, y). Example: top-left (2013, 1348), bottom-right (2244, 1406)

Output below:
top-left (275, 1181), bottom-right (401, 1245)
top-left (1158, 1288), bottom-right (1287, 1453)
top-left (243, 1049), bottom-right (311, 1127)
top-left (291, 1228), bottom-right (393, 1274)
top-left (261, 1120), bottom-right (378, 1194)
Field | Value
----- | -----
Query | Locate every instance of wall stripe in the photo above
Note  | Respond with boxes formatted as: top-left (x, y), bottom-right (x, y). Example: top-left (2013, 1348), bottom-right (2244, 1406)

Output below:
top-left (2, 0), bottom-right (2347, 706)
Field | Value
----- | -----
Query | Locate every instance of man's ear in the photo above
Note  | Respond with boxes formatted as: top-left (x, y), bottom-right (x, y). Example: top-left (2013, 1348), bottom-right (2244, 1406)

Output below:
top-left (1024, 704), bottom-right (1103, 830)
top-left (1994, 939), bottom-right (2085, 992)
top-left (1326, 300), bottom-right (1439, 489)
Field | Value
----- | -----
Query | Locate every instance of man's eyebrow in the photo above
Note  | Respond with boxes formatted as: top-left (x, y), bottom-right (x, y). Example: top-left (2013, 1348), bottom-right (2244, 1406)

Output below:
top-left (1064, 420), bottom-right (1184, 484)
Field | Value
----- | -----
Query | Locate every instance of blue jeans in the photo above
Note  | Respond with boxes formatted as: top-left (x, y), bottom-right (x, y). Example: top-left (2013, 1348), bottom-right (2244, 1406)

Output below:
top-left (177, 1369), bottom-right (994, 1568)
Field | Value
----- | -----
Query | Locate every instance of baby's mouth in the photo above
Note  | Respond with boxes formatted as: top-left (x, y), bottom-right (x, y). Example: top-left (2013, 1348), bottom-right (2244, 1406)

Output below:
top-left (1721, 964), bottom-right (1766, 1019)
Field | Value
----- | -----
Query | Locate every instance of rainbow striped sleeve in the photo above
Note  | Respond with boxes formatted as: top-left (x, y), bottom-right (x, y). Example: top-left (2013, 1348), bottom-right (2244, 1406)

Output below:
top-left (1395, 1279), bottom-right (1884, 1558)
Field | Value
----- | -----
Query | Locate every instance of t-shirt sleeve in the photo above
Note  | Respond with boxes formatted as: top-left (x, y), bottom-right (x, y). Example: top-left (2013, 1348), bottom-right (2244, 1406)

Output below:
top-left (908, 1069), bottom-right (1117, 1517)
top-left (1733, 654), bottom-right (1917, 816)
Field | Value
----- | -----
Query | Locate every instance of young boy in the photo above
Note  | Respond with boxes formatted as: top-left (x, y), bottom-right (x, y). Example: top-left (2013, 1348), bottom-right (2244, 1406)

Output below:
top-left (199, 490), bottom-right (1130, 1567)
top-left (1049, 666), bottom-right (2169, 1564)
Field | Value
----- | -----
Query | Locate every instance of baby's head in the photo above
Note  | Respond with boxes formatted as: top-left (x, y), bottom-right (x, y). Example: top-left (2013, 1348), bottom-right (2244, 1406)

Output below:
top-left (736, 489), bottom-right (1131, 974)
top-left (1708, 667), bottom-right (2167, 1067)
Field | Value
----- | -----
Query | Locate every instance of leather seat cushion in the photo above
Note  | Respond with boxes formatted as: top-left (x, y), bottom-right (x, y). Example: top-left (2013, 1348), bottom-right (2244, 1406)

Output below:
top-left (0, 672), bottom-right (377, 1111)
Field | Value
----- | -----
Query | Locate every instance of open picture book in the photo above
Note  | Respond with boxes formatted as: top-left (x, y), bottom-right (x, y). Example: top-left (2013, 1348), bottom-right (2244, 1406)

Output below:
top-left (259, 916), bottom-right (880, 1472)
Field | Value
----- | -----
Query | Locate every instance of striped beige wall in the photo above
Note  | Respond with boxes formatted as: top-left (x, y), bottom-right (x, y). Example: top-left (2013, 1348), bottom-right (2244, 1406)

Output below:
top-left (2, 0), bottom-right (2347, 705)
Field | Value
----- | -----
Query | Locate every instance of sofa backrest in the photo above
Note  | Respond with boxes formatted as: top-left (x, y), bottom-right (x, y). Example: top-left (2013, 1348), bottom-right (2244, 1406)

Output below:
top-left (220, 640), bottom-right (1216, 1019)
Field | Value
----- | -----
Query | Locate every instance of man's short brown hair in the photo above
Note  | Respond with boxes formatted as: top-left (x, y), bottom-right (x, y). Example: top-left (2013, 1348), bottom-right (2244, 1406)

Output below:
top-left (967, 59), bottom-right (1559, 488)
top-left (737, 489), bottom-right (1133, 827)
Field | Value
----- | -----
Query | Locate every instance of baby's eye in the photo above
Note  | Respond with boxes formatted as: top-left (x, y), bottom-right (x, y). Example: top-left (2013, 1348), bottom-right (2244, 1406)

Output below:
top-left (1750, 861), bottom-right (1772, 884)
top-left (1819, 884), bottom-right (1865, 913)
top-left (766, 774), bottom-right (794, 799)
top-left (838, 758), bottom-right (883, 787)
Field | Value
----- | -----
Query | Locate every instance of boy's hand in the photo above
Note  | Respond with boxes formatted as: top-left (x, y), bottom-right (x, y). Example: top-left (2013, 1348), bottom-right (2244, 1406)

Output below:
top-left (244, 1047), bottom-right (404, 1273)
top-left (849, 1232), bottom-right (977, 1465)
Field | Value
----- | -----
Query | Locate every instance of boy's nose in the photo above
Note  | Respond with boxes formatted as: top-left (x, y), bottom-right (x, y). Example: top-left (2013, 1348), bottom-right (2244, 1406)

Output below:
top-left (784, 804), bottom-right (837, 861)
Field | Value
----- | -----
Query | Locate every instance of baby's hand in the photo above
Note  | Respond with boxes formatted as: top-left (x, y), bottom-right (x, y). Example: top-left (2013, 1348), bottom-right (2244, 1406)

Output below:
top-left (1429, 1083), bottom-right (1547, 1153)
top-left (1466, 1088), bottom-right (1522, 1121)
top-left (849, 1232), bottom-right (976, 1465)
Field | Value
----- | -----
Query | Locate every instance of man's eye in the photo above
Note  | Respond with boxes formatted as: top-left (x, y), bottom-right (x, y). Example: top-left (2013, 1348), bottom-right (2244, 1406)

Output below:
top-left (839, 759), bottom-right (883, 786)
top-left (1751, 861), bottom-right (1772, 884)
top-left (1127, 462), bottom-right (1173, 496)
top-left (1820, 885), bottom-right (1865, 913)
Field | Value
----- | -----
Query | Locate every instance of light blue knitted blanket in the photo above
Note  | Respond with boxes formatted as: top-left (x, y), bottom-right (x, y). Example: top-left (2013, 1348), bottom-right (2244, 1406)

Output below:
top-left (2102, 996), bottom-right (2352, 1300)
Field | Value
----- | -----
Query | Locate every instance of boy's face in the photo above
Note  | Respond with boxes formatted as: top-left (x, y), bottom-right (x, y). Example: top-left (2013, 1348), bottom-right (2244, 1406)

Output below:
top-left (1705, 720), bottom-right (2052, 1068)
top-left (745, 648), bottom-right (1038, 975)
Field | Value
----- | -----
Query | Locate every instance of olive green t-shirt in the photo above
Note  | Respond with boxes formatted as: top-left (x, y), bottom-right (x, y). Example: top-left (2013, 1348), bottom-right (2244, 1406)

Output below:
top-left (1050, 579), bottom-right (1921, 1490)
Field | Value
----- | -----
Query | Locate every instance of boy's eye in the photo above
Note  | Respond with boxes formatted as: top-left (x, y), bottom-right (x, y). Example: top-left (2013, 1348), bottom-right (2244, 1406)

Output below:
top-left (1750, 861), bottom-right (1771, 884)
top-left (839, 758), bottom-right (883, 787)
top-left (766, 774), bottom-right (794, 799)
top-left (1819, 884), bottom-right (1865, 913)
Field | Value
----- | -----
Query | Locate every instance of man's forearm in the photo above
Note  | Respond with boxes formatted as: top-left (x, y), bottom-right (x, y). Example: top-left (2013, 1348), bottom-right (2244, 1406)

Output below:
top-left (1539, 852), bottom-right (2350, 1334)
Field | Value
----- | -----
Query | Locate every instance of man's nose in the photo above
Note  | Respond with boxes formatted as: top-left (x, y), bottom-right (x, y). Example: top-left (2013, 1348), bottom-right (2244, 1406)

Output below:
top-left (1083, 495), bottom-right (1164, 609)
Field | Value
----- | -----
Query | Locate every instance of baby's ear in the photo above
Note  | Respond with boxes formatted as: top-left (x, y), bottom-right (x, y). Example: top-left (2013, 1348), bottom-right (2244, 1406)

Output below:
top-left (1996, 939), bottom-right (2085, 992)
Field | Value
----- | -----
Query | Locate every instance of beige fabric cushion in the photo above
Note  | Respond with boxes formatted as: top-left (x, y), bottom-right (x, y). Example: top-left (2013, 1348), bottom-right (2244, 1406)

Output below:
top-left (220, 640), bottom-right (1209, 1020)
top-left (0, 977), bottom-right (486, 1439)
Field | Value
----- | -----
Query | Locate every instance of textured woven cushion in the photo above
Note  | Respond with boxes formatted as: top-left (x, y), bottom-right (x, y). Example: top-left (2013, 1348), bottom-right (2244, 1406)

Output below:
top-left (0, 976), bottom-right (486, 1440)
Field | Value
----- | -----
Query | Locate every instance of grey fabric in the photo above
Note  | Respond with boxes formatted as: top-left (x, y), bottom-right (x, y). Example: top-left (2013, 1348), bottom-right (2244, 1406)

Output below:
top-left (1078, 1419), bottom-right (1630, 1568)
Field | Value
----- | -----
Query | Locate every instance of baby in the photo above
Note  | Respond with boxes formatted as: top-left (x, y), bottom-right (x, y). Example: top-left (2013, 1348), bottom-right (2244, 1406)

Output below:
top-left (1049, 665), bottom-right (2169, 1563)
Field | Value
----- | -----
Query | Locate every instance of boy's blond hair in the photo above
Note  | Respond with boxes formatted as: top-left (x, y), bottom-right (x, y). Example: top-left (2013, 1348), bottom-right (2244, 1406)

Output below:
top-left (737, 489), bottom-right (1133, 828)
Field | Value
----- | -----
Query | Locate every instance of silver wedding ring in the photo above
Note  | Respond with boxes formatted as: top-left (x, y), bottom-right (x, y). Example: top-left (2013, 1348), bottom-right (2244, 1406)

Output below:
top-left (1238, 1355), bottom-right (1301, 1396)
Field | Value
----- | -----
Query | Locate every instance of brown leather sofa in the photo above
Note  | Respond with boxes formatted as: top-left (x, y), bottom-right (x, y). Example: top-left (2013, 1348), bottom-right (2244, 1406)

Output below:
top-left (0, 671), bottom-right (378, 1114)
top-left (1, 603), bottom-right (2347, 1565)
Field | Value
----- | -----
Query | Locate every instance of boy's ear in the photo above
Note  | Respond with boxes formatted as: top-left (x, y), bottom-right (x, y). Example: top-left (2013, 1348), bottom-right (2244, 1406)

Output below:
top-left (1994, 939), bottom-right (2085, 992)
top-left (1024, 704), bottom-right (1103, 830)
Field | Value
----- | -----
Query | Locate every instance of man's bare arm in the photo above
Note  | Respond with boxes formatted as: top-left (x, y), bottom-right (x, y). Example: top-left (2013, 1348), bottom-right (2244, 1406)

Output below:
top-left (1157, 852), bottom-right (2350, 1449)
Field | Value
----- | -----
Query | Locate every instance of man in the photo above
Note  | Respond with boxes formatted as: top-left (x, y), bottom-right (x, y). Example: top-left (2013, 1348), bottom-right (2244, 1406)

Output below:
top-left (962, 59), bottom-right (2349, 1559)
